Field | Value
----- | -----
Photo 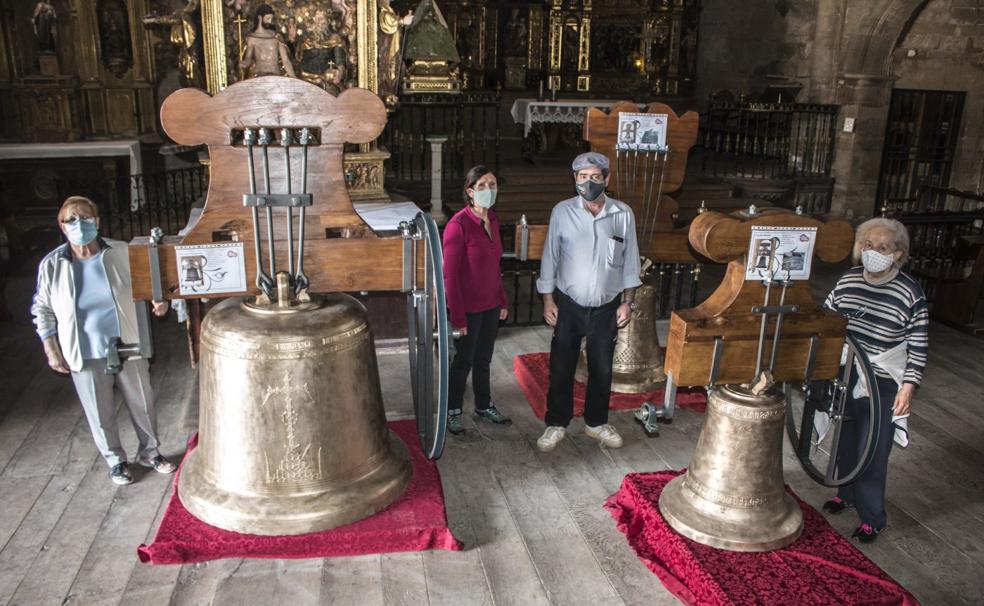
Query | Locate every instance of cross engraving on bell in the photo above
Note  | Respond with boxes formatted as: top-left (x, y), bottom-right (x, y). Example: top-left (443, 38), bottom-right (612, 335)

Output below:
top-left (261, 369), bottom-right (323, 484)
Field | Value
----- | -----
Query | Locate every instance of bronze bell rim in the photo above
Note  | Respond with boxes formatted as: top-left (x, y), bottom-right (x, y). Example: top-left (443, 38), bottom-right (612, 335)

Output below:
top-left (659, 475), bottom-right (803, 551)
top-left (178, 431), bottom-right (412, 536)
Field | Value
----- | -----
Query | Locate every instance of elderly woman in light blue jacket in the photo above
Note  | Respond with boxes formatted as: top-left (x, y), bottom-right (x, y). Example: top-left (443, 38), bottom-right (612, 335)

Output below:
top-left (32, 196), bottom-right (175, 485)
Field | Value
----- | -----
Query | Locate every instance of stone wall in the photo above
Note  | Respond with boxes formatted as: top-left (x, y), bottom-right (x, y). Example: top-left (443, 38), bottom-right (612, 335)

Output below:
top-left (697, 0), bottom-right (984, 217)
top-left (892, 0), bottom-right (984, 194)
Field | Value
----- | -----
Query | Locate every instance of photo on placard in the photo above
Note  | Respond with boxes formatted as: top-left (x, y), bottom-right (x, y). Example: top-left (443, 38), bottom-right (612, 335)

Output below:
top-left (745, 226), bottom-right (818, 281)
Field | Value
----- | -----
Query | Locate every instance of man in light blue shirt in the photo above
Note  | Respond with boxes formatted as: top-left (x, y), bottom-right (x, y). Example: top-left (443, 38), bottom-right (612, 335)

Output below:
top-left (535, 152), bottom-right (642, 452)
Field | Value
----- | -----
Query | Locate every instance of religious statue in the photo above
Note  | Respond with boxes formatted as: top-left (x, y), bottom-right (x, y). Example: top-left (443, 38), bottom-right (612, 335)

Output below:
top-left (144, 0), bottom-right (203, 87)
top-left (505, 8), bottom-right (528, 58)
top-left (242, 4), bottom-right (296, 78)
top-left (31, 1), bottom-right (57, 53)
top-left (378, 0), bottom-right (413, 105)
top-left (289, 9), bottom-right (349, 93)
top-left (99, 0), bottom-right (134, 78)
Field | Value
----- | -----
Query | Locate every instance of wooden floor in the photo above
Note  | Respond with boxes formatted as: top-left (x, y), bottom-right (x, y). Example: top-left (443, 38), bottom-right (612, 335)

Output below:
top-left (2, 268), bottom-right (984, 606)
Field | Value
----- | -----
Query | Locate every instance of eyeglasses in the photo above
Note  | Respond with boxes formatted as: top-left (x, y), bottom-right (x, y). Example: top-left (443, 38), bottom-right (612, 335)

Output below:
top-left (60, 216), bottom-right (95, 225)
top-left (575, 173), bottom-right (605, 183)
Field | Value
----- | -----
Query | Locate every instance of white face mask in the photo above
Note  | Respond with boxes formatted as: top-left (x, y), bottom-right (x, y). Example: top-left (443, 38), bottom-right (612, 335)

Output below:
top-left (861, 249), bottom-right (895, 273)
top-left (472, 188), bottom-right (496, 208)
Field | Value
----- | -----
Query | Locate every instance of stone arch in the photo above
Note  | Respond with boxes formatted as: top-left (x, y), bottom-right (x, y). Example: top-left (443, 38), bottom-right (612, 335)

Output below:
top-left (839, 0), bottom-right (932, 77)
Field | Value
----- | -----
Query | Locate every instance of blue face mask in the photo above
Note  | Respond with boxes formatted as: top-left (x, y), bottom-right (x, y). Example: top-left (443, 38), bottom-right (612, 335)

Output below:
top-left (64, 218), bottom-right (99, 246)
top-left (472, 188), bottom-right (497, 208)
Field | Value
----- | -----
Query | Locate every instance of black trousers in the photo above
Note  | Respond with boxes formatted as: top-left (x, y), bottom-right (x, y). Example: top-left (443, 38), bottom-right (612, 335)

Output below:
top-left (545, 290), bottom-right (620, 428)
top-left (449, 306), bottom-right (501, 413)
top-left (836, 373), bottom-right (899, 529)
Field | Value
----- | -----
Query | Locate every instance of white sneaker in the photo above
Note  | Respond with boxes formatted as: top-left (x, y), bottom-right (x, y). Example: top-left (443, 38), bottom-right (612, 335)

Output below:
top-left (536, 426), bottom-right (567, 452)
top-left (585, 424), bottom-right (623, 448)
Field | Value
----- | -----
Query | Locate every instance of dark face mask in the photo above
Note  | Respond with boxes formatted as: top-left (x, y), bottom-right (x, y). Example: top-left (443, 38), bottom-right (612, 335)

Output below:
top-left (575, 179), bottom-right (606, 202)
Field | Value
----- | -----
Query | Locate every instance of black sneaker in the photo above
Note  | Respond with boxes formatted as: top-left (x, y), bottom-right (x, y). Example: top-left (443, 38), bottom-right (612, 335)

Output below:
top-left (852, 523), bottom-right (883, 544)
top-left (822, 496), bottom-right (851, 514)
top-left (136, 454), bottom-right (177, 474)
top-left (474, 405), bottom-right (512, 425)
top-left (447, 412), bottom-right (465, 435)
top-left (109, 462), bottom-right (133, 485)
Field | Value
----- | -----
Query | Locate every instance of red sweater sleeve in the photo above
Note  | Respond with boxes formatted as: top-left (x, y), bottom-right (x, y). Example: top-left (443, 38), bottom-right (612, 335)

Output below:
top-left (442, 219), bottom-right (468, 328)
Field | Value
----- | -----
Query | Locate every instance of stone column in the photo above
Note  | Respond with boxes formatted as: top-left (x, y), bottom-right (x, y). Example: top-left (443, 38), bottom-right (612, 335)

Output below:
top-left (829, 73), bottom-right (895, 219)
top-left (426, 135), bottom-right (448, 220)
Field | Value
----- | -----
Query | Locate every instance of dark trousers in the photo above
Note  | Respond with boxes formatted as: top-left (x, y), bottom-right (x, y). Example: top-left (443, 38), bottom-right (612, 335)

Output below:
top-left (836, 373), bottom-right (899, 529)
top-left (545, 290), bottom-right (620, 428)
top-left (449, 306), bottom-right (501, 413)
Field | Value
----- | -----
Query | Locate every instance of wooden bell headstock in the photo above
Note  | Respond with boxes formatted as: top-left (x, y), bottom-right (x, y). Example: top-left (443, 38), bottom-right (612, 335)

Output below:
top-left (665, 208), bottom-right (854, 387)
top-left (583, 101), bottom-right (700, 263)
top-left (128, 77), bottom-right (408, 300)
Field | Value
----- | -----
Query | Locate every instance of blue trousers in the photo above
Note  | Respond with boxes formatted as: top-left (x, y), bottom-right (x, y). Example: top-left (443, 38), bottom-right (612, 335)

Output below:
top-left (835, 374), bottom-right (899, 529)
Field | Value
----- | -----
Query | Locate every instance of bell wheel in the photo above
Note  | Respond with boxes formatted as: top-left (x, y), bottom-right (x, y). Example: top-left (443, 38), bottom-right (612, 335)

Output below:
top-left (406, 212), bottom-right (450, 460)
top-left (783, 333), bottom-right (883, 487)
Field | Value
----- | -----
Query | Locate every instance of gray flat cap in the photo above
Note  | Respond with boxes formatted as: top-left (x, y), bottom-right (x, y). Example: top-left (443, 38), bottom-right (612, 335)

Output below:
top-left (571, 151), bottom-right (610, 173)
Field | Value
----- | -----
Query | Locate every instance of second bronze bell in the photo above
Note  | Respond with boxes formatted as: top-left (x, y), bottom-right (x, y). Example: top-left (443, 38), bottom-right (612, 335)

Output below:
top-left (658, 383), bottom-right (803, 552)
top-left (575, 283), bottom-right (666, 392)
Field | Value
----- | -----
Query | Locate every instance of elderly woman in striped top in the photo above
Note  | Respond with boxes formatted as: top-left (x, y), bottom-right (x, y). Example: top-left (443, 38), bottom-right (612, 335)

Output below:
top-left (821, 217), bottom-right (929, 543)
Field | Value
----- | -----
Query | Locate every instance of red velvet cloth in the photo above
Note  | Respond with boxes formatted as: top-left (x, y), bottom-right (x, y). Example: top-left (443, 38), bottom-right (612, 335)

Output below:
top-left (137, 420), bottom-right (462, 565)
top-left (514, 352), bottom-right (707, 420)
top-left (606, 471), bottom-right (921, 606)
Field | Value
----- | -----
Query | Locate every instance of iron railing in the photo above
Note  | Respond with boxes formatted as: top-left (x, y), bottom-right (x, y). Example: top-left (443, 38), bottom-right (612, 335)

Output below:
top-left (882, 183), bottom-right (984, 215)
top-left (701, 102), bottom-right (839, 180)
top-left (381, 92), bottom-right (501, 187)
top-left (95, 166), bottom-right (209, 240)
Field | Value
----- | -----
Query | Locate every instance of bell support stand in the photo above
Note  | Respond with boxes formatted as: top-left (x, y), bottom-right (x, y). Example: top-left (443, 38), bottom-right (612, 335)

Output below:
top-left (123, 78), bottom-right (455, 535)
top-left (653, 206), bottom-right (868, 551)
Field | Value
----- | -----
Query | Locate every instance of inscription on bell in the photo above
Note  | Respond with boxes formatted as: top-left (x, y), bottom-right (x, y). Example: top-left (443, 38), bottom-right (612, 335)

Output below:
top-left (262, 369), bottom-right (323, 483)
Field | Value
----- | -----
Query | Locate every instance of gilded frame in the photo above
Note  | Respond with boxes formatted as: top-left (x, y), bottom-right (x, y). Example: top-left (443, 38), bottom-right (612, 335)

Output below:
top-left (199, 0), bottom-right (379, 95)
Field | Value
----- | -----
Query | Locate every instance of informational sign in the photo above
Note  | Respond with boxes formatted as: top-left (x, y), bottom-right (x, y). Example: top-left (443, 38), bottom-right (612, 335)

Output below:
top-left (175, 242), bottom-right (248, 296)
top-left (616, 112), bottom-right (668, 150)
top-left (745, 226), bottom-right (818, 281)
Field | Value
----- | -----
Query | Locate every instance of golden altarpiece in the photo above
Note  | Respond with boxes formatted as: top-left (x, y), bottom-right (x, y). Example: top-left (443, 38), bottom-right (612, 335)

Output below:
top-left (392, 0), bottom-right (699, 97)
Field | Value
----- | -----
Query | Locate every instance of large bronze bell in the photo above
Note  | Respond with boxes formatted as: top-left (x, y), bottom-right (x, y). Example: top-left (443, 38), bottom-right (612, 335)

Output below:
top-left (575, 283), bottom-right (666, 392)
top-left (659, 383), bottom-right (802, 551)
top-left (178, 290), bottom-right (412, 536)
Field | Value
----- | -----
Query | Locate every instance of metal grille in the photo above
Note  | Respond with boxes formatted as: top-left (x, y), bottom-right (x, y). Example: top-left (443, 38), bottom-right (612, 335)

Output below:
top-left (380, 91), bottom-right (501, 186)
top-left (701, 102), bottom-right (839, 180)
top-left (876, 89), bottom-right (965, 211)
top-left (101, 166), bottom-right (209, 240)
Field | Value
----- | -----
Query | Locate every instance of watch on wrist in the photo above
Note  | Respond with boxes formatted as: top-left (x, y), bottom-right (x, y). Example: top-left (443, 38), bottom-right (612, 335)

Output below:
top-left (627, 301), bottom-right (637, 311)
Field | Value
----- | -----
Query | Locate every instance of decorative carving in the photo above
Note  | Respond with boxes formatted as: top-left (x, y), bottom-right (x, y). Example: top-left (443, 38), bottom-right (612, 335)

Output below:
top-left (378, 0), bottom-right (411, 104)
top-left (343, 149), bottom-right (390, 200)
top-left (144, 1), bottom-right (204, 87)
top-left (291, 8), bottom-right (350, 92)
top-left (99, 0), bottom-right (134, 78)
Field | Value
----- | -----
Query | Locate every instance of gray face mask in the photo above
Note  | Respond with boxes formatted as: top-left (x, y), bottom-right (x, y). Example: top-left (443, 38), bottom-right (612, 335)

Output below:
top-left (576, 179), bottom-right (606, 202)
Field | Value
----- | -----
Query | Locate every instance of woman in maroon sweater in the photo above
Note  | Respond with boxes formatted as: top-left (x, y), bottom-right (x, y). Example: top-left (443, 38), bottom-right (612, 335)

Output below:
top-left (443, 166), bottom-right (512, 434)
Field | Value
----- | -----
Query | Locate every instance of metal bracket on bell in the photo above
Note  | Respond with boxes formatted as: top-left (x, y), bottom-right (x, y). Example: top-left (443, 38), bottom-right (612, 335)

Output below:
top-left (242, 126), bottom-right (313, 302)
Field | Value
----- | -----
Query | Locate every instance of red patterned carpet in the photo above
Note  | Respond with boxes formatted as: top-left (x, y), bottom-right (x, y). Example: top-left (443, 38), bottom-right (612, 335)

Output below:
top-left (513, 352), bottom-right (707, 420)
top-left (606, 471), bottom-right (920, 606)
top-left (137, 420), bottom-right (461, 565)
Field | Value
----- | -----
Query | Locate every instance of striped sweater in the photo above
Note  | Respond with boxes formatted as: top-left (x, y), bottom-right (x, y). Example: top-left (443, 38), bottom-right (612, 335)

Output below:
top-left (824, 266), bottom-right (929, 386)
